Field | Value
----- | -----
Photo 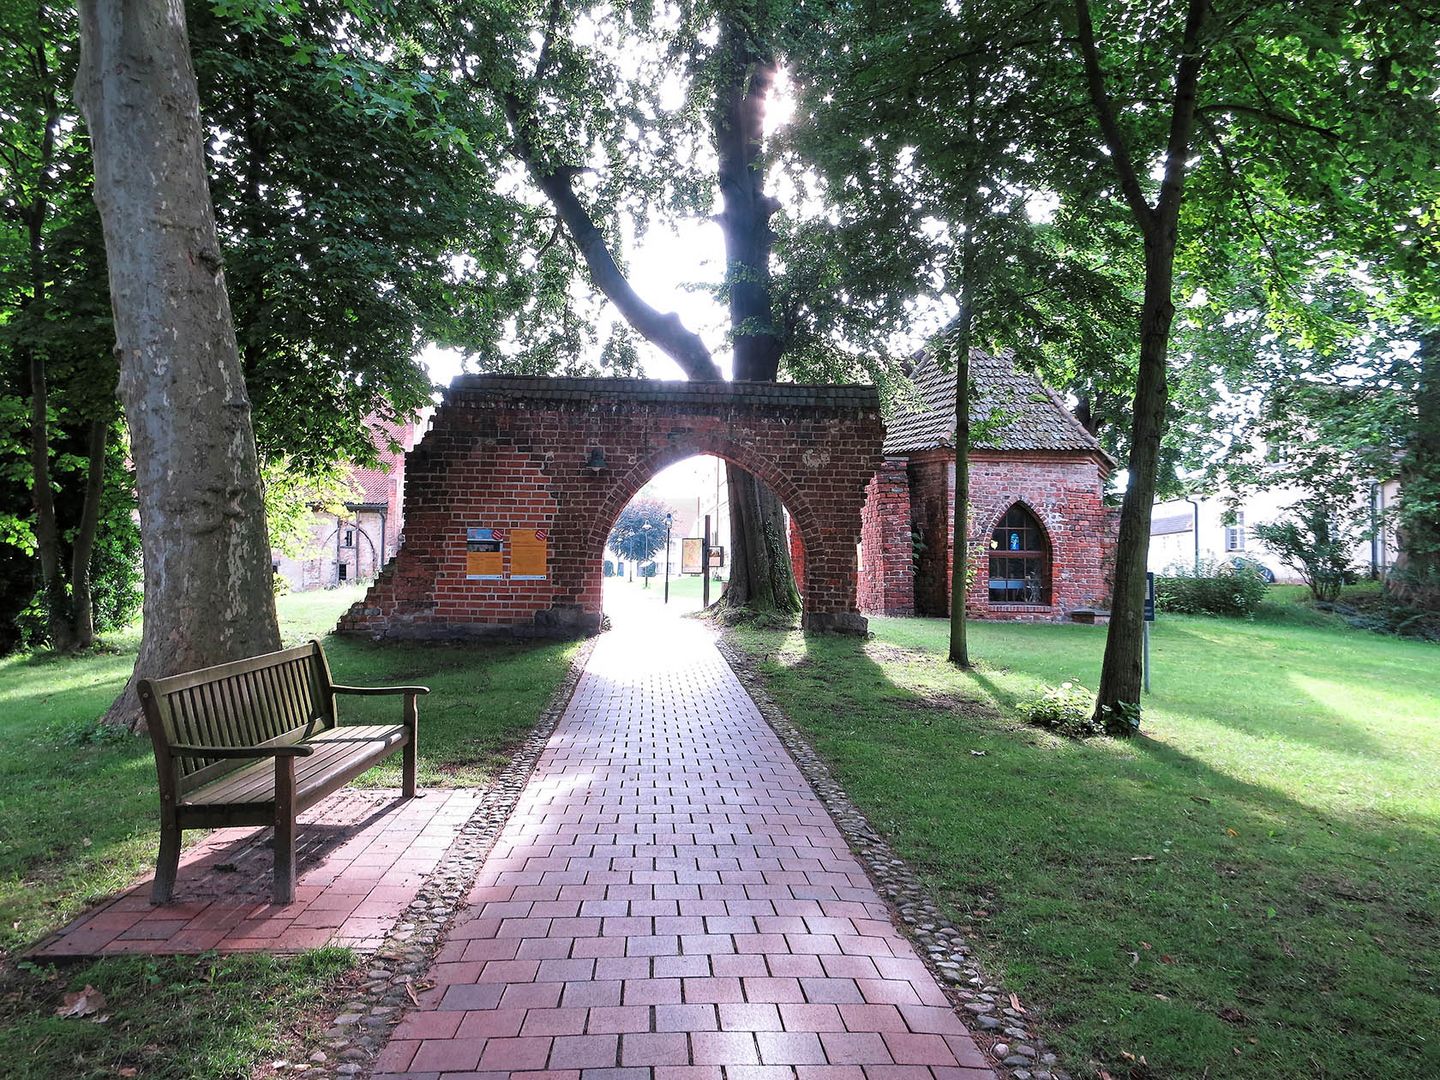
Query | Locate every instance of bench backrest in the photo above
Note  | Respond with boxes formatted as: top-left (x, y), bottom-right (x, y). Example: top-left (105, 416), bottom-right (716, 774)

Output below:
top-left (138, 640), bottom-right (338, 796)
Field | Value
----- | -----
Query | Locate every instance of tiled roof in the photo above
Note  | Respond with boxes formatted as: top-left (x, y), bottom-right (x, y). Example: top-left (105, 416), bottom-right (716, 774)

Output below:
top-left (1151, 513), bottom-right (1195, 536)
top-left (345, 414), bottom-right (415, 506)
top-left (883, 350), bottom-right (1109, 459)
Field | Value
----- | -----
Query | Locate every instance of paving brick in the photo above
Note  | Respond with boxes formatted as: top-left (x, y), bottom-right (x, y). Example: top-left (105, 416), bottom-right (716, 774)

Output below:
top-left (368, 624), bottom-right (992, 1078)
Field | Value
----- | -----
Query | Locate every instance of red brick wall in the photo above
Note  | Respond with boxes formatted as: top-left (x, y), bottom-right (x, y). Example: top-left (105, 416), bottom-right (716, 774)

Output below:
top-left (339, 377), bottom-right (885, 639)
top-left (858, 456), bottom-right (914, 615)
top-left (858, 448), bottom-right (1117, 622)
top-left (909, 452), bottom-right (952, 617)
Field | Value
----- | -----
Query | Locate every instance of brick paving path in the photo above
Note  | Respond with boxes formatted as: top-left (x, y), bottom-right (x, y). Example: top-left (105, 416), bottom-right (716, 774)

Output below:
top-left (31, 789), bottom-right (478, 957)
top-left (378, 620), bottom-right (994, 1080)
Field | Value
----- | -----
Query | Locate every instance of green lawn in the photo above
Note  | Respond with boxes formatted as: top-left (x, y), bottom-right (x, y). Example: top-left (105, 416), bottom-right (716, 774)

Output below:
top-left (0, 586), bottom-right (577, 1077)
top-left (731, 597), bottom-right (1440, 1079)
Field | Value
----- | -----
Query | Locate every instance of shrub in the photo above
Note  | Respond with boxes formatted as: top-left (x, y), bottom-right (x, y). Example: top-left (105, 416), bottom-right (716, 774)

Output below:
top-left (640, 561), bottom-right (658, 578)
top-left (1019, 682), bottom-right (1106, 739)
top-left (603, 559), bottom-right (615, 578)
top-left (1252, 496), bottom-right (1368, 602)
top-left (1155, 558), bottom-right (1268, 617)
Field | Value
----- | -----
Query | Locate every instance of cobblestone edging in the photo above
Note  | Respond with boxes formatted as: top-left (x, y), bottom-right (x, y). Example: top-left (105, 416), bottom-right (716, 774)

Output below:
top-left (716, 634), bottom-right (1071, 1080)
top-left (270, 638), bottom-right (597, 1079)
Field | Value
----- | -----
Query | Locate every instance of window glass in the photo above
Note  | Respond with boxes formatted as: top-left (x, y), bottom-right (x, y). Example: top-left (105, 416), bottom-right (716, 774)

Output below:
top-left (988, 504), bottom-right (1051, 604)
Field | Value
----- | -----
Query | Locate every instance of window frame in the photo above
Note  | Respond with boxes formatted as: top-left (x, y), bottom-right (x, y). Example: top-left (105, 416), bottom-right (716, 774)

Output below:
top-left (987, 504), bottom-right (1052, 606)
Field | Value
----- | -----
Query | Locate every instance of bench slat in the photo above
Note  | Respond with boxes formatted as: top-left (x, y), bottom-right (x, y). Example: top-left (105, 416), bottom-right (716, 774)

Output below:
top-left (184, 726), bottom-right (406, 807)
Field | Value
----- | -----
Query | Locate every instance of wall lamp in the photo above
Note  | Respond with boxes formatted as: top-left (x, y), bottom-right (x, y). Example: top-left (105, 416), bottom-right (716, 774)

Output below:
top-left (585, 448), bottom-right (607, 472)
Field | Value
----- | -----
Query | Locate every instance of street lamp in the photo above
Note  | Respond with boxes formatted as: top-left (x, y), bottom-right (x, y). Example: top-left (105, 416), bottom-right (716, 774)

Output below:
top-left (664, 512), bottom-right (673, 604)
top-left (641, 522), bottom-right (652, 588)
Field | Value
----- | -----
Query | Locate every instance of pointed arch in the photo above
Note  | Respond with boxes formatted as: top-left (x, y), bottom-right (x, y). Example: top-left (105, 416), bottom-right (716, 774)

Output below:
top-left (987, 501), bottom-right (1052, 605)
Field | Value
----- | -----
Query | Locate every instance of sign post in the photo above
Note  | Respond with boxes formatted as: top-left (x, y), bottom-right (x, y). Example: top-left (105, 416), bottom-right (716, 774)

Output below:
top-left (1143, 571), bottom-right (1156, 693)
top-left (702, 515), bottom-right (711, 610)
top-left (664, 513), bottom-right (673, 604)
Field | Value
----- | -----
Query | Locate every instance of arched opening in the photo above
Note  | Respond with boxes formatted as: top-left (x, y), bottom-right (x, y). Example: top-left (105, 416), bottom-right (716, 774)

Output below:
top-left (595, 453), bottom-right (809, 625)
top-left (988, 502), bottom-right (1052, 605)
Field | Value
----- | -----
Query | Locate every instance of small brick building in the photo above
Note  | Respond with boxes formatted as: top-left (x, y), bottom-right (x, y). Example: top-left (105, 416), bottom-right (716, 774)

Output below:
top-left (855, 351), bottom-right (1119, 622)
top-left (272, 415), bottom-right (415, 591)
top-left (339, 376), bottom-right (884, 640)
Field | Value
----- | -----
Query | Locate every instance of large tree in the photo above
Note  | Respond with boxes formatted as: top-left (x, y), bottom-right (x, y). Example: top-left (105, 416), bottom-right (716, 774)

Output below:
top-left (75, 0), bottom-right (281, 727)
top-left (419, 0), bottom-right (911, 621)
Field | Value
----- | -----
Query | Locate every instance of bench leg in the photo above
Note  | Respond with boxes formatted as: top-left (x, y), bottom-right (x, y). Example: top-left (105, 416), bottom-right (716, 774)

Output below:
top-left (151, 823), bottom-right (181, 905)
top-left (403, 691), bottom-right (418, 799)
top-left (403, 734), bottom-right (417, 799)
top-left (273, 757), bottom-right (297, 905)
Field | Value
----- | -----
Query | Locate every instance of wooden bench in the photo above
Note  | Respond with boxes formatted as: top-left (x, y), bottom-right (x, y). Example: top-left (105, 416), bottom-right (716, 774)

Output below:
top-left (138, 639), bottom-right (428, 905)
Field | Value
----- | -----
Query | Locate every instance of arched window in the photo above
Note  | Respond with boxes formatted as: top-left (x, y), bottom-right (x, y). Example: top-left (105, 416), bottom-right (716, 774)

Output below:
top-left (989, 504), bottom-right (1051, 604)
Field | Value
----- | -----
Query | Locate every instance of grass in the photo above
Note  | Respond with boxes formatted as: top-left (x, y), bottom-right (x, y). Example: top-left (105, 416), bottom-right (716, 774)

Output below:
top-left (0, 950), bottom-right (351, 1080)
top-left (0, 586), bottom-right (578, 1077)
top-left (604, 571), bottom-right (711, 613)
top-left (730, 593), bottom-right (1440, 1079)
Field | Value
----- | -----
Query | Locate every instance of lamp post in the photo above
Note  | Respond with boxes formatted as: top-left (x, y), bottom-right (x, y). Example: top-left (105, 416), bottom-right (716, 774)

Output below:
top-left (641, 522), bottom-right (652, 588)
top-left (664, 512), bottom-right (673, 604)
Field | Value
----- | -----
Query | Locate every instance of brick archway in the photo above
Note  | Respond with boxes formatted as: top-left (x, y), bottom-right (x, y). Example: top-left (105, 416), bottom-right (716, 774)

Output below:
top-left (339, 376), bottom-right (884, 640)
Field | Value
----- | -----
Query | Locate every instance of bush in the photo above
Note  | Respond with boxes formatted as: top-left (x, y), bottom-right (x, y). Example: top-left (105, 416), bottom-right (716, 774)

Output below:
top-left (1155, 558), bottom-right (1268, 617)
top-left (1019, 682), bottom-right (1106, 739)
top-left (603, 559), bottom-right (615, 578)
top-left (640, 561), bottom-right (658, 578)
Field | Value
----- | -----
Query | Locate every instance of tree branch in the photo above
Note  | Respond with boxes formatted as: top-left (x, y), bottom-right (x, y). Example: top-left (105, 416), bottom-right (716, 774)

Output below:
top-left (502, 92), bottom-right (722, 380)
top-left (1073, 0), bottom-right (1155, 231)
top-left (1154, 0), bottom-right (1209, 232)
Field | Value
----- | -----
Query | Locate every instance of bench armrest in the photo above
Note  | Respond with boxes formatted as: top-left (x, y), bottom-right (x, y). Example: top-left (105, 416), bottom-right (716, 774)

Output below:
top-left (331, 685), bottom-right (430, 696)
top-left (167, 744), bottom-right (315, 759)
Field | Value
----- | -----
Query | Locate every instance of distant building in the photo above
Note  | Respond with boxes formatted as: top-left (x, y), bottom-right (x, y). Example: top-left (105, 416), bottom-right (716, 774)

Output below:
top-left (1150, 480), bottom-right (1401, 582)
top-left (840, 350), bottom-right (1120, 622)
top-left (272, 415), bottom-right (417, 591)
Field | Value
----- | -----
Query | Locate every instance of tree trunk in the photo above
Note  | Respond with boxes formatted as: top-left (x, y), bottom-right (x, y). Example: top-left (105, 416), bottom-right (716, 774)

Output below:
top-left (1392, 328), bottom-right (1440, 608)
top-left (25, 342), bottom-right (73, 653)
top-left (22, 44), bottom-right (72, 652)
top-left (1092, 240), bottom-right (1174, 729)
top-left (1078, 0), bottom-right (1205, 733)
top-left (75, 0), bottom-right (281, 730)
top-left (69, 419), bottom-right (110, 650)
top-left (948, 331), bottom-right (972, 668)
top-left (717, 468), bottom-right (800, 618)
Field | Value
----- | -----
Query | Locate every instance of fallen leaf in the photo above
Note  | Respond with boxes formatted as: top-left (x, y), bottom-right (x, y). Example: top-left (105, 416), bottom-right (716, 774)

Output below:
top-left (1154, 993), bottom-right (1170, 1000)
top-left (1190, 795), bottom-right (1212, 805)
top-left (1130, 855), bottom-right (1156, 862)
top-left (404, 980), bottom-right (420, 1007)
top-left (1009, 993), bottom-right (1025, 1013)
top-left (1217, 1006), bottom-right (1248, 1025)
top-left (1140, 941), bottom-right (1153, 950)
top-left (1127, 951), bottom-right (1139, 967)
top-left (969, 750), bottom-right (987, 757)
top-left (81, 837), bottom-right (92, 848)
top-left (119, 1069), bottom-right (139, 1078)
top-left (1160, 954), bottom-right (1175, 964)
top-left (1225, 827), bottom-right (1239, 837)
top-left (55, 985), bottom-right (106, 1019)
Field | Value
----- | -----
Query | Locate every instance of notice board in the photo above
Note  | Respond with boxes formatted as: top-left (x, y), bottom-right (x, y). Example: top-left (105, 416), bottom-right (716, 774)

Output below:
top-left (680, 537), bottom-right (704, 575)
top-left (466, 527), bottom-right (504, 579)
top-left (510, 529), bottom-right (549, 580)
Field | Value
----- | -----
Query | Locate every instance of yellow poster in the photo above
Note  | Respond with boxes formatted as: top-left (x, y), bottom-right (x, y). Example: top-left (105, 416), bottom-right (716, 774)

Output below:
top-left (511, 529), bottom-right (548, 579)
top-left (466, 527), bottom-right (503, 579)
